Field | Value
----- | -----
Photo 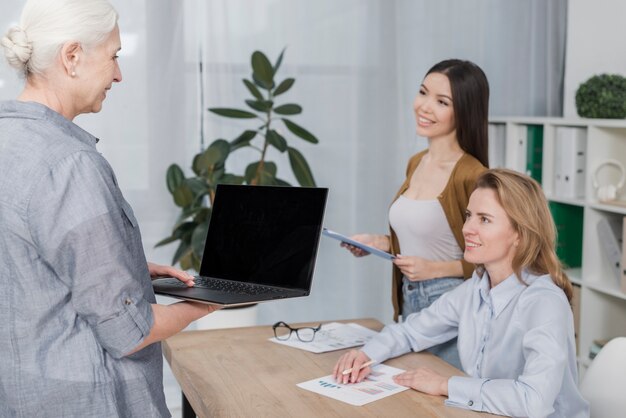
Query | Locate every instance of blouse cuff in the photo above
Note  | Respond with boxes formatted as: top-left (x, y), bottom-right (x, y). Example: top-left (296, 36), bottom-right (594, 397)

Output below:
top-left (91, 295), bottom-right (154, 359)
top-left (361, 339), bottom-right (392, 364)
top-left (445, 375), bottom-right (488, 412)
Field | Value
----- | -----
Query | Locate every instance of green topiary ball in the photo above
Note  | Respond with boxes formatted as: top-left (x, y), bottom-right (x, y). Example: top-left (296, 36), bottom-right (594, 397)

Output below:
top-left (575, 74), bottom-right (626, 119)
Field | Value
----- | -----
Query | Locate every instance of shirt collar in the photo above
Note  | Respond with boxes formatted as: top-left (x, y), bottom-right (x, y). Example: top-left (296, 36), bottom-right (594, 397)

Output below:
top-left (474, 269), bottom-right (534, 318)
top-left (0, 100), bottom-right (99, 148)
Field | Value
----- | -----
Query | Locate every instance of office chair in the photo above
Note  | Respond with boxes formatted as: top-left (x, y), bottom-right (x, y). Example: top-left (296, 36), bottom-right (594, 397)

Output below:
top-left (580, 337), bottom-right (626, 418)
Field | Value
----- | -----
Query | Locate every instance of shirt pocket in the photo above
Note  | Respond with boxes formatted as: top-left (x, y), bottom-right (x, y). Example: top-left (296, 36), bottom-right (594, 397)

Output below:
top-left (119, 199), bottom-right (138, 228)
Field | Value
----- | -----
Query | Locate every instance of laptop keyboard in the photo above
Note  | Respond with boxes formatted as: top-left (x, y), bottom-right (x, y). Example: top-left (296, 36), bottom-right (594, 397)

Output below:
top-left (193, 277), bottom-right (279, 296)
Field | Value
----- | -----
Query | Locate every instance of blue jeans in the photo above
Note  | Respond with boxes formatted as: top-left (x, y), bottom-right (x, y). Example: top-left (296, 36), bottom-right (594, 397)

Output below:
top-left (402, 276), bottom-right (463, 369)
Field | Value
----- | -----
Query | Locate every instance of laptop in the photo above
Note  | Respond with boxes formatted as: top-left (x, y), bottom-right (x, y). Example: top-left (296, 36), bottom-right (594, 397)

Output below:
top-left (152, 184), bottom-right (328, 306)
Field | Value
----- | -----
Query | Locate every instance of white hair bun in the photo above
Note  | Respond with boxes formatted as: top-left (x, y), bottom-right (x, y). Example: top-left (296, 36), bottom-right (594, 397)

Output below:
top-left (1, 26), bottom-right (33, 71)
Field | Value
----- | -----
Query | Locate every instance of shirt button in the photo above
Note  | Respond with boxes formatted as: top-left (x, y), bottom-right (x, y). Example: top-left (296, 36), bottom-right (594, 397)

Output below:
top-left (408, 284), bottom-right (414, 290)
top-left (468, 400), bottom-right (474, 406)
top-left (124, 298), bottom-right (132, 305)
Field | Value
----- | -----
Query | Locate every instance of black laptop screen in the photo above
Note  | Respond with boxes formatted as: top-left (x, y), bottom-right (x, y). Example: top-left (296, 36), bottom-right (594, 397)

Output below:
top-left (199, 185), bottom-right (328, 290)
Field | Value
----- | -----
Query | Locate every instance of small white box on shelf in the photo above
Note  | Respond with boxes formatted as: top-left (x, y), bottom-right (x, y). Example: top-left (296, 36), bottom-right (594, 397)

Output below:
top-left (554, 127), bottom-right (586, 199)
top-left (514, 128), bottom-right (527, 174)
top-left (597, 217), bottom-right (622, 284)
top-left (488, 123), bottom-right (506, 168)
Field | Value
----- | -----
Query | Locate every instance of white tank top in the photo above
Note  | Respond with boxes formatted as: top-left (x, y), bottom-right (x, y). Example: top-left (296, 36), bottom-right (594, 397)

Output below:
top-left (388, 195), bottom-right (463, 261)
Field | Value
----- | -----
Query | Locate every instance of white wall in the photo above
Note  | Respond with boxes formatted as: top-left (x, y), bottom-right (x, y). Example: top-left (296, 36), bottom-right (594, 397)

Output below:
top-left (563, 0), bottom-right (626, 118)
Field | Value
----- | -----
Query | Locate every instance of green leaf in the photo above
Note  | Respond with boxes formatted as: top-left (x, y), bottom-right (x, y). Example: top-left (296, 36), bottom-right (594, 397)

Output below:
top-left (245, 99), bottom-right (273, 112)
top-left (193, 207), bottom-right (211, 225)
top-left (252, 73), bottom-right (274, 90)
top-left (185, 178), bottom-right (208, 197)
top-left (166, 164), bottom-right (185, 194)
top-left (173, 183), bottom-right (194, 207)
top-left (176, 205), bottom-right (204, 224)
top-left (274, 104), bottom-right (302, 115)
top-left (243, 78), bottom-right (263, 100)
top-left (251, 51), bottom-right (274, 89)
top-left (191, 154), bottom-right (203, 176)
top-left (283, 119), bottom-right (319, 144)
top-left (178, 249), bottom-right (194, 270)
top-left (274, 47), bottom-right (286, 75)
top-left (245, 161), bottom-right (277, 185)
top-left (208, 168), bottom-right (226, 185)
top-left (288, 147), bottom-right (316, 187)
top-left (172, 240), bottom-right (190, 265)
top-left (172, 221), bottom-right (197, 239)
top-left (154, 235), bottom-right (178, 248)
top-left (230, 130), bottom-right (257, 151)
top-left (273, 78), bottom-right (295, 96)
top-left (197, 139), bottom-right (230, 172)
top-left (266, 130), bottom-right (287, 152)
top-left (274, 178), bottom-right (292, 186)
top-left (209, 108), bottom-right (257, 119)
top-left (193, 194), bottom-right (208, 208)
top-left (219, 174), bottom-right (246, 185)
top-left (191, 221), bottom-right (209, 259)
top-left (259, 173), bottom-right (277, 185)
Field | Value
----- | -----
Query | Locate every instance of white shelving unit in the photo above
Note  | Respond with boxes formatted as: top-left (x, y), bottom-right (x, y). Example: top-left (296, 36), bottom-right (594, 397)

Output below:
top-left (489, 116), bottom-right (626, 379)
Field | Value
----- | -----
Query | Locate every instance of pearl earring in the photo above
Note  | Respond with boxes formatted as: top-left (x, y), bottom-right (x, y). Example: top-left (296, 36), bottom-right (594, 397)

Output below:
top-left (71, 71), bottom-right (76, 77)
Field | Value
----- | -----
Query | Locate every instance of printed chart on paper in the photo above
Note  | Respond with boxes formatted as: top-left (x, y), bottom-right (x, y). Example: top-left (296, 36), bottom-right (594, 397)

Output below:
top-left (297, 364), bottom-right (408, 406)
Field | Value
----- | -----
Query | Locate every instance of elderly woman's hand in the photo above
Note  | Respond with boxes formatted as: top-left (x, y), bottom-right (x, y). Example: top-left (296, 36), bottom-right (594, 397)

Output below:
top-left (147, 262), bottom-right (195, 287)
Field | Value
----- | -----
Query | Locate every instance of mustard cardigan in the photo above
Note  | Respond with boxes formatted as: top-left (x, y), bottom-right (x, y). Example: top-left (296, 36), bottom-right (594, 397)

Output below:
top-left (389, 151), bottom-right (486, 321)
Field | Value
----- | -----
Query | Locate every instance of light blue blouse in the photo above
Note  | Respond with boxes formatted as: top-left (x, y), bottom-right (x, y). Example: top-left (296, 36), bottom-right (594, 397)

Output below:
top-left (362, 269), bottom-right (589, 418)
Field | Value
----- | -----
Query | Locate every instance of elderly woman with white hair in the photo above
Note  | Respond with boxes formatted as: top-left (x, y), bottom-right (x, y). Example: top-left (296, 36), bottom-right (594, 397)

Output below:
top-left (0, 1), bottom-right (218, 416)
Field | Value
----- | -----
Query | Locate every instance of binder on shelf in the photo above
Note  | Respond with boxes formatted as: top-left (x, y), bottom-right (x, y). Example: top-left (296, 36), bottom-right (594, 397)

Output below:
top-left (526, 125), bottom-right (543, 184)
top-left (512, 125), bottom-right (527, 174)
top-left (488, 123), bottom-right (506, 168)
top-left (571, 283), bottom-right (581, 354)
top-left (597, 217), bottom-right (622, 284)
top-left (550, 202), bottom-right (583, 268)
top-left (554, 127), bottom-right (586, 199)
top-left (622, 217), bottom-right (626, 293)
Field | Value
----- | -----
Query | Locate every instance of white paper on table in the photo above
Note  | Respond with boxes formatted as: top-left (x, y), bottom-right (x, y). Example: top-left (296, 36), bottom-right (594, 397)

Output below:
top-left (297, 364), bottom-right (408, 406)
top-left (268, 322), bottom-right (378, 353)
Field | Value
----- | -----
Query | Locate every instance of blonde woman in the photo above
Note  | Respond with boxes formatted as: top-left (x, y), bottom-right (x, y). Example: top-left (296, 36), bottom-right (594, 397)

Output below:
top-left (334, 169), bottom-right (589, 417)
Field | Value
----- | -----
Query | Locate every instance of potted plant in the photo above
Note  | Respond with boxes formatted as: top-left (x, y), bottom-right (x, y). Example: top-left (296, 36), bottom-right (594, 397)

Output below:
top-left (156, 49), bottom-right (319, 272)
top-left (575, 74), bottom-right (626, 119)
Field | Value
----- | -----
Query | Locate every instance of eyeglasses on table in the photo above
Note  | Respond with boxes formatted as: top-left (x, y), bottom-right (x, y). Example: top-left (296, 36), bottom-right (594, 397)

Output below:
top-left (272, 321), bottom-right (322, 342)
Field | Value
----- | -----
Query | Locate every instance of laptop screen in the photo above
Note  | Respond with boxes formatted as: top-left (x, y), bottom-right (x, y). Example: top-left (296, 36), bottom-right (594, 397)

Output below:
top-left (199, 184), bottom-right (328, 291)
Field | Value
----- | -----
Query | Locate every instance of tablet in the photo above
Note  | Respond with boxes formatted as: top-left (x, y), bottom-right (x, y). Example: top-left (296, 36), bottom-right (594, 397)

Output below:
top-left (322, 228), bottom-right (395, 260)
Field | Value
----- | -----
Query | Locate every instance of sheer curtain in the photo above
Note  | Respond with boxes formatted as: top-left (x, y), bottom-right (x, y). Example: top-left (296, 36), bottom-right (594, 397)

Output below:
top-left (0, 0), bottom-right (566, 326)
top-left (187, 0), bottom-right (567, 325)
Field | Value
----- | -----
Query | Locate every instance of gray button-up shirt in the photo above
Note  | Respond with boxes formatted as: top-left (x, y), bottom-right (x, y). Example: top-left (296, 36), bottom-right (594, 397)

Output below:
top-left (0, 101), bottom-right (169, 417)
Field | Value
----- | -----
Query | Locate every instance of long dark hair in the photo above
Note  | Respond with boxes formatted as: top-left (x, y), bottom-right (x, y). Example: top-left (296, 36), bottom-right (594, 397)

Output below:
top-left (426, 59), bottom-right (489, 167)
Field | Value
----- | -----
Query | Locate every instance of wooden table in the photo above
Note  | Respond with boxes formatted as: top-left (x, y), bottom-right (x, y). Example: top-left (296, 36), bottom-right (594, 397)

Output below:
top-left (163, 318), bottom-right (496, 417)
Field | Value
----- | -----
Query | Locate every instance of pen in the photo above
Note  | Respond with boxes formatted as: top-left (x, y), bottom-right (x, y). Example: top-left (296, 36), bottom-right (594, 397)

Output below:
top-left (341, 360), bottom-right (375, 375)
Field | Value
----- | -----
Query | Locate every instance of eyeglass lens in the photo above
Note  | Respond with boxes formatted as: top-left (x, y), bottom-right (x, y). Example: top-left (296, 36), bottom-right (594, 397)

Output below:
top-left (274, 323), bottom-right (292, 340)
top-left (295, 328), bottom-right (316, 342)
top-left (273, 322), bottom-right (318, 342)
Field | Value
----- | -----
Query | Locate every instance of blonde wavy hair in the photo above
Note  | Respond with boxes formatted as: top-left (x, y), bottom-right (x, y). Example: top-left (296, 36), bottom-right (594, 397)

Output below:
top-left (474, 168), bottom-right (573, 301)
